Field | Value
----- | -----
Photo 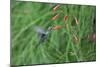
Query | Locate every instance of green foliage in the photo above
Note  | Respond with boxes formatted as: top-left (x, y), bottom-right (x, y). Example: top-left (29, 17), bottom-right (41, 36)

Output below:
top-left (11, 1), bottom-right (96, 65)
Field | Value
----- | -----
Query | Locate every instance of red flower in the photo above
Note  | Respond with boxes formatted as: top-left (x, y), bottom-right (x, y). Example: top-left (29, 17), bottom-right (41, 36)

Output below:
top-left (51, 14), bottom-right (60, 20)
top-left (64, 16), bottom-right (68, 22)
top-left (53, 4), bottom-right (60, 11)
top-left (51, 25), bottom-right (62, 30)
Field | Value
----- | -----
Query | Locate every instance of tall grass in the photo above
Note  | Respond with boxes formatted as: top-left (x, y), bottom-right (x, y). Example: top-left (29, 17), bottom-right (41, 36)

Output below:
top-left (11, 1), bottom-right (96, 65)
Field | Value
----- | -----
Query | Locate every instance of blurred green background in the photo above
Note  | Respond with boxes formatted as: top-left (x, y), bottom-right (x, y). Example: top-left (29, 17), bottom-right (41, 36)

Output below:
top-left (11, 1), bottom-right (96, 65)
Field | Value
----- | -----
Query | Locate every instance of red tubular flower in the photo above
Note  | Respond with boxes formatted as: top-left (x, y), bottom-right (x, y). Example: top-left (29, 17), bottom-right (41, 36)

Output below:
top-left (53, 4), bottom-right (60, 11)
top-left (51, 25), bottom-right (62, 30)
top-left (51, 14), bottom-right (60, 20)
top-left (63, 16), bottom-right (68, 29)
top-left (64, 16), bottom-right (68, 22)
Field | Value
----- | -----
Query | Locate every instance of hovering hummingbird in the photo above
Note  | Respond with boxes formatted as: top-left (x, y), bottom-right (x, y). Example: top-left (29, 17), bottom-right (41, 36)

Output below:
top-left (33, 26), bottom-right (52, 48)
top-left (33, 25), bottom-right (62, 48)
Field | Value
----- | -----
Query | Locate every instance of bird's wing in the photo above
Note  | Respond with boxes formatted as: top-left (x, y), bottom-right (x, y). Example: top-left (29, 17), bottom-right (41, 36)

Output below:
top-left (33, 26), bottom-right (46, 34)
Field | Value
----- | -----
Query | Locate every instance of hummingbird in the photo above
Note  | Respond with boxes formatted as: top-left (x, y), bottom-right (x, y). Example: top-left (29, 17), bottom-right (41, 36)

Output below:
top-left (33, 26), bottom-right (52, 48)
top-left (33, 25), bottom-right (62, 48)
